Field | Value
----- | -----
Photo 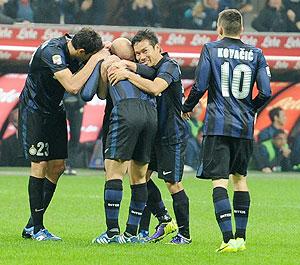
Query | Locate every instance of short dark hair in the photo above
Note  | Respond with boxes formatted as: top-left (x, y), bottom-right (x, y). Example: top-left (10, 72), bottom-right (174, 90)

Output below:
top-left (269, 107), bottom-right (283, 122)
top-left (72, 27), bottom-right (103, 54)
top-left (218, 9), bottom-right (243, 36)
top-left (131, 29), bottom-right (159, 47)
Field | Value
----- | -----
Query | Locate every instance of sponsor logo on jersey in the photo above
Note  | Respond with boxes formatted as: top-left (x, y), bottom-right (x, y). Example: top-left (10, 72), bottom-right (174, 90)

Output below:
top-left (162, 170), bottom-right (172, 175)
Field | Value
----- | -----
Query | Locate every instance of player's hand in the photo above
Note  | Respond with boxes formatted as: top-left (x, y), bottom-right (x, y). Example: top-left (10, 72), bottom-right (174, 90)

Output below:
top-left (262, 167), bottom-right (272, 173)
top-left (108, 68), bottom-right (130, 85)
top-left (110, 60), bottom-right (128, 70)
top-left (92, 48), bottom-right (110, 62)
top-left (103, 41), bottom-right (112, 49)
top-left (182, 112), bottom-right (191, 120)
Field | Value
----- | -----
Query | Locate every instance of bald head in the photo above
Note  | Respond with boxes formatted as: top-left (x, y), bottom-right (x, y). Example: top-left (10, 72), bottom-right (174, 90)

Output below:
top-left (111, 37), bottom-right (135, 61)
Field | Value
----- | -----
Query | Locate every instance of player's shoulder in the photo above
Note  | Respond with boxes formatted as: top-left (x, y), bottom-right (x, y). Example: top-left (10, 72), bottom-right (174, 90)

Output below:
top-left (162, 53), bottom-right (180, 68)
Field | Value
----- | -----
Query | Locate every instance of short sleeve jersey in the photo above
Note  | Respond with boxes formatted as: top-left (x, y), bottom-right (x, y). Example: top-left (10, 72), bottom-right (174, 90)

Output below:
top-left (20, 35), bottom-right (81, 114)
top-left (154, 53), bottom-right (188, 144)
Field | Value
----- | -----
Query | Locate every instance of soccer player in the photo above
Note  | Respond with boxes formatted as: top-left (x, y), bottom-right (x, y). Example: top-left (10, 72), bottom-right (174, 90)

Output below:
top-left (109, 30), bottom-right (191, 244)
top-left (182, 9), bottom-right (272, 252)
top-left (19, 27), bottom-right (108, 241)
top-left (92, 38), bottom-right (158, 244)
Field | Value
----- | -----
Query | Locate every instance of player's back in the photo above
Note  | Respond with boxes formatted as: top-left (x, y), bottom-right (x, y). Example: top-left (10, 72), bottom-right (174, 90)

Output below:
top-left (203, 37), bottom-right (270, 139)
top-left (20, 36), bottom-right (79, 115)
top-left (109, 80), bottom-right (156, 107)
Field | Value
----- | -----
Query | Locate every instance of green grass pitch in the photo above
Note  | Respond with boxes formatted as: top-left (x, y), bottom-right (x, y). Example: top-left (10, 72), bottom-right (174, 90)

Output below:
top-left (0, 168), bottom-right (299, 265)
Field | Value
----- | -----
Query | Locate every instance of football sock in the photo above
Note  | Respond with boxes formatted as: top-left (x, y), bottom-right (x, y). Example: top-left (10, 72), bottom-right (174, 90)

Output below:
top-left (104, 179), bottom-right (123, 237)
top-left (233, 191), bottom-right (250, 240)
top-left (213, 187), bottom-right (234, 243)
top-left (43, 178), bottom-right (57, 211)
top-left (26, 178), bottom-right (57, 228)
top-left (138, 205), bottom-right (151, 233)
top-left (125, 183), bottom-right (148, 236)
top-left (147, 179), bottom-right (171, 222)
top-left (28, 176), bottom-right (45, 234)
top-left (172, 190), bottom-right (190, 238)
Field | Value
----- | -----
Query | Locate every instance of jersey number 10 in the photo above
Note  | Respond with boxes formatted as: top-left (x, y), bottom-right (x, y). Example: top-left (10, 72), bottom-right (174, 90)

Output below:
top-left (221, 62), bottom-right (252, 99)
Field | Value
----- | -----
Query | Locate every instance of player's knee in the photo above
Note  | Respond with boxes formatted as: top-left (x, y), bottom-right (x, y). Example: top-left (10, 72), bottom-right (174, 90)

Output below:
top-left (166, 181), bottom-right (183, 194)
top-left (49, 163), bottom-right (65, 180)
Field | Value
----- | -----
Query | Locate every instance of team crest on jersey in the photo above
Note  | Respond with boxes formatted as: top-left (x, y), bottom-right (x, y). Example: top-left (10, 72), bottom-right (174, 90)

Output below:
top-left (29, 145), bottom-right (37, 156)
top-left (52, 54), bottom-right (62, 65)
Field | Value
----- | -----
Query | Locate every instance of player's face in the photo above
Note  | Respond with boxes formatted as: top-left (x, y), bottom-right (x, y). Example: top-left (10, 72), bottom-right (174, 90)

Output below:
top-left (75, 49), bottom-right (92, 62)
top-left (133, 39), bottom-right (161, 67)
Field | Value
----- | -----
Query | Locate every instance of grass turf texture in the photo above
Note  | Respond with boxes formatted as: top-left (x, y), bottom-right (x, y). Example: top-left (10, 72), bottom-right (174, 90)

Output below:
top-left (0, 168), bottom-right (299, 265)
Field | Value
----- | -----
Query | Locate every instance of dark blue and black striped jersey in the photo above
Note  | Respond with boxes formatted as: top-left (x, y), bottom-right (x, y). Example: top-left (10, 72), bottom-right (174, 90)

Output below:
top-left (109, 80), bottom-right (156, 107)
top-left (183, 37), bottom-right (272, 139)
top-left (154, 53), bottom-right (188, 144)
top-left (20, 35), bottom-right (81, 114)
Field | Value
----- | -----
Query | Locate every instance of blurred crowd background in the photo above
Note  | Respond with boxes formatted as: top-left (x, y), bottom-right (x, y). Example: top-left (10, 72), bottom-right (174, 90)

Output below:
top-left (0, 0), bottom-right (299, 32)
top-left (0, 0), bottom-right (299, 174)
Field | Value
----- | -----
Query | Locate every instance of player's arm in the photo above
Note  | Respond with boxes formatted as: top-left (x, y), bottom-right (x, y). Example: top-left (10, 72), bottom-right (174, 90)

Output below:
top-left (253, 51), bottom-right (272, 111)
top-left (109, 60), bottom-right (180, 96)
top-left (111, 60), bottom-right (156, 80)
top-left (182, 45), bottom-right (211, 113)
top-left (54, 49), bottom-right (110, 95)
top-left (119, 71), bottom-right (169, 96)
top-left (97, 55), bottom-right (120, 99)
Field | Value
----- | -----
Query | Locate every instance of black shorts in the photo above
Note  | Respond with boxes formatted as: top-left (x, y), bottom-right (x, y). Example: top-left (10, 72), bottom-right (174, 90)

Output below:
top-left (197, 135), bottom-right (253, 180)
top-left (104, 99), bottom-right (157, 163)
top-left (18, 103), bottom-right (68, 162)
top-left (148, 141), bottom-right (187, 184)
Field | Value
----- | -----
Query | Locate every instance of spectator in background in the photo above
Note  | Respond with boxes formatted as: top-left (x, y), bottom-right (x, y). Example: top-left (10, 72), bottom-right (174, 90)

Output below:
top-left (76, 0), bottom-right (106, 25)
top-left (0, 0), bottom-right (14, 24)
top-left (284, 0), bottom-right (300, 31)
top-left (254, 129), bottom-right (291, 173)
top-left (63, 93), bottom-right (86, 175)
top-left (257, 107), bottom-right (286, 143)
top-left (252, 0), bottom-right (298, 32)
top-left (31, 0), bottom-right (60, 23)
top-left (3, 0), bottom-right (33, 22)
top-left (62, 0), bottom-right (79, 24)
top-left (183, 0), bottom-right (221, 30)
top-left (159, 0), bottom-right (193, 28)
top-left (0, 107), bottom-right (29, 167)
top-left (184, 105), bottom-right (203, 171)
top-left (220, 0), bottom-right (253, 14)
top-left (1, 0), bottom-right (32, 23)
top-left (124, 0), bottom-right (161, 27)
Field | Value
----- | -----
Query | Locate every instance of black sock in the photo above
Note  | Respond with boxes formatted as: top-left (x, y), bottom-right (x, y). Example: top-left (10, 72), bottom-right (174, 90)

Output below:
top-left (126, 183), bottom-right (148, 236)
top-left (147, 179), bottom-right (171, 222)
top-left (139, 205), bottom-right (151, 232)
top-left (104, 179), bottom-right (123, 237)
top-left (172, 190), bottom-right (190, 238)
top-left (43, 178), bottom-right (57, 211)
top-left (213, 187), bottom-right (234, 243)
top-left (26, 178), bottom-right (57, 228)
top-left (233, 191), bottom-right (250, 240)
top-left (28, 176), bottom-right (45, 234)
